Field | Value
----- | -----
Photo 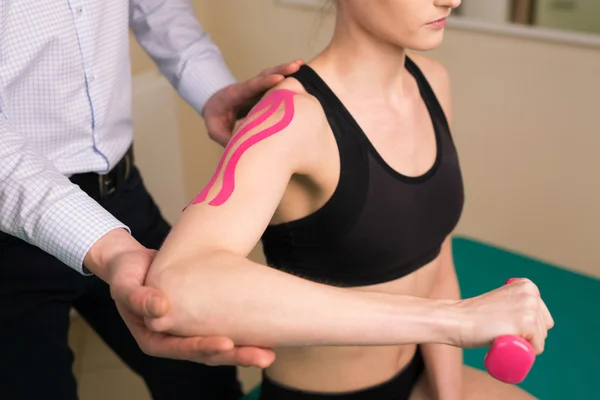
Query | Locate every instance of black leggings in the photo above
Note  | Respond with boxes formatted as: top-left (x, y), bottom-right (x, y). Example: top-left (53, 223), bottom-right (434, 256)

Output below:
top-left (259, 348), bottom-right (424, 400)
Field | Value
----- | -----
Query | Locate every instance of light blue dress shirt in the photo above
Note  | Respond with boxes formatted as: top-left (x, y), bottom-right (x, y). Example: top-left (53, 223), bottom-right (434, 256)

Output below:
top-left (0, 0), bottom-right (236, 273)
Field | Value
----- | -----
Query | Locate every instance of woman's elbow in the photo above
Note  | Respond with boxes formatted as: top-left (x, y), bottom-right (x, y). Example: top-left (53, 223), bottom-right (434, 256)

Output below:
top-left (144, 257), bottom-right (221, 337)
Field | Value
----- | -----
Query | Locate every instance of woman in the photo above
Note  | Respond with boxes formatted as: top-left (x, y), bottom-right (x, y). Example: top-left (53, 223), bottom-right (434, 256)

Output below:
top-left (145, 0), bottom-right (554, 399)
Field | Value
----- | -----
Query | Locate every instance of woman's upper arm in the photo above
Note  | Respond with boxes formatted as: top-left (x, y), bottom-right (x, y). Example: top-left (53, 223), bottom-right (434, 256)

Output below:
top-left (158, 89), bottom-right (321, 260)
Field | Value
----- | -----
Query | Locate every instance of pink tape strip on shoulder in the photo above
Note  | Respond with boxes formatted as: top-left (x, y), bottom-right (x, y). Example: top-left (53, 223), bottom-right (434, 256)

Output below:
top-left (184, 89), bottom-right (297, 210)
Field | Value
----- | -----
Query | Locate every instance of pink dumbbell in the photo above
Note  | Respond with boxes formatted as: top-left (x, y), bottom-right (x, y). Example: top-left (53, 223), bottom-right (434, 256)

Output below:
top-left (483, 278), bottom-right (536, 384)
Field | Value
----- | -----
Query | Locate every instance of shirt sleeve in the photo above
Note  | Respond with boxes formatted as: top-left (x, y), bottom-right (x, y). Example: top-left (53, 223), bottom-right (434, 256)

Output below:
top-left (0, 110), bottom-right (129, 274)
top-left (129, 0), bottom-right (237, 116)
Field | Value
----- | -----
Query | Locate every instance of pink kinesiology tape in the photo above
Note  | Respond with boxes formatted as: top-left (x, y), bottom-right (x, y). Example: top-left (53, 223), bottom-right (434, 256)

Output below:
top-left (184, 89), bottom-right (297, 209)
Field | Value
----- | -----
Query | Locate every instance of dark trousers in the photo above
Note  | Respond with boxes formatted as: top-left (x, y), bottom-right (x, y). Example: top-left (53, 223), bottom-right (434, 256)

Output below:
top-left (0, 165), bottom-right (242, 400)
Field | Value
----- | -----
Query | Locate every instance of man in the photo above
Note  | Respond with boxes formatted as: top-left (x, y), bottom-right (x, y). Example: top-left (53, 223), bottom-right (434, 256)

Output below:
top-left (0, 1), bottom-right (298, 399)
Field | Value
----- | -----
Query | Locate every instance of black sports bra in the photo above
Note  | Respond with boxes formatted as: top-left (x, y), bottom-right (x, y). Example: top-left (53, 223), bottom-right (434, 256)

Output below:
top-left (261, 57), bottom-right (465, 287)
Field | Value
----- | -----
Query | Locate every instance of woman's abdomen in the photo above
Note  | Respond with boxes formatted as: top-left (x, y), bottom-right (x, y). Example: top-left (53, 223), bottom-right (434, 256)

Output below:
top-left (264, 258), bottom-right (441, 393)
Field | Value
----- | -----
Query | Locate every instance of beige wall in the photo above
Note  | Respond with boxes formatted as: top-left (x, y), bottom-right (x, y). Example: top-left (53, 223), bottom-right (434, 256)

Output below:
top-left (130, 0), bottom-right (600, 278)
top-left (535, 0), bottom-right (600, 35)
top-left (130, 0), bottom-right (223, 203)
top-left (428, 27), bottom-right (600, 278)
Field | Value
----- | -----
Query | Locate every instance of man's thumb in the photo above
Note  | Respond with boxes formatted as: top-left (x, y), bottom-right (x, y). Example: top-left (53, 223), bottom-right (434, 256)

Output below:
top-left (142, 289), bottom-right (169, 318)
top-left (116, 283), bottom-right (169, 318)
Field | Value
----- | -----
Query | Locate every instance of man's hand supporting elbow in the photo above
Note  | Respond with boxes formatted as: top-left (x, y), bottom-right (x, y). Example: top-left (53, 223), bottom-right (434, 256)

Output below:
top-left (84, 228), bottom-right (276, 368)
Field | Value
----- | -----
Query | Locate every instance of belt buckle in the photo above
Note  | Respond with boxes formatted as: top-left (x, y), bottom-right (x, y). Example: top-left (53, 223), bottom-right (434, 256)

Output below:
top-left (98, 174), bottom-right (116, 198)
top-left (124, 150), bottom-right (132, 180)
top-left (98, 148), bottom-right (132, 198)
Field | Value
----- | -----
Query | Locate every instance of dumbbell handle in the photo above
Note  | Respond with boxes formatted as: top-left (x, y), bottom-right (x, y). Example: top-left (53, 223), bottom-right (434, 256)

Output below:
top-left (483, 278), bottom-right (536, 384)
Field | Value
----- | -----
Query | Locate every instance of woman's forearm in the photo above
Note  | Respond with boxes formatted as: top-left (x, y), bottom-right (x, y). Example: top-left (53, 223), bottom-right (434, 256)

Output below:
top-left (421, 293), bottom-right (463, 398)
top-left (147, 250), bottom-right (464, 349)
top-left (420, 239), bottom-right (464, 399)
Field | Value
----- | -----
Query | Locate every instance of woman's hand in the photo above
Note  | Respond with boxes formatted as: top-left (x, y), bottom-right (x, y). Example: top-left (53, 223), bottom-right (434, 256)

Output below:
top-left (455, 278), bottom-right (554, 353)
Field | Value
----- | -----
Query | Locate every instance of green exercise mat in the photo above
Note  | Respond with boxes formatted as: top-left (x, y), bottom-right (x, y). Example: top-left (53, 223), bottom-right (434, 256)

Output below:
top-left (241, 236), bottom-right (599, 400)
top-left (454, 236), bottom-right (598, 399)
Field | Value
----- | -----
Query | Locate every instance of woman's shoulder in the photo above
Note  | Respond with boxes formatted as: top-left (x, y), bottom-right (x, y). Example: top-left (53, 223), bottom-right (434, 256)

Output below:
top-left (408, 53), bottom-right (450, 87)
top-left (253, 76), bottom-right (330, 138)
top-left (408, 53), bottom-right (452, 123)
top-left (266, 77), bottom-right (327, 118)
top-left (236, 77), bottom-right (329, 173)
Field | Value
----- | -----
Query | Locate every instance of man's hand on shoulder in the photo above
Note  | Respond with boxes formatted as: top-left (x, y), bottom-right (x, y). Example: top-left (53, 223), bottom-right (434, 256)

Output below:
top-left (203, 59), bottom-right (304, 147)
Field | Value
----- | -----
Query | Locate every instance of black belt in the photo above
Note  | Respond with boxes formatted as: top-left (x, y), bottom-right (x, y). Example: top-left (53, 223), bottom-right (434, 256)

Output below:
top-left (70, 147), bottom-right (134, 200)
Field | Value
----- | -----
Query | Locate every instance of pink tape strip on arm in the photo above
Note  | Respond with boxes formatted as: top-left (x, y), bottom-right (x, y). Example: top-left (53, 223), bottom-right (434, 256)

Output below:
top-left (184, 89), bottom-right (297, 209)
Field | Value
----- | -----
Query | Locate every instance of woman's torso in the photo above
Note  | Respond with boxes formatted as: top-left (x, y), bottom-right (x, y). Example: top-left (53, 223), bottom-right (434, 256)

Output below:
top-left (259, 56), bottom-right (465, 393)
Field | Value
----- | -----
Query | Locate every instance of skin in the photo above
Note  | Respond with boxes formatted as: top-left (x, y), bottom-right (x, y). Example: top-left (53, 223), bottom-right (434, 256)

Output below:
top-left (189, 90), bottom-right (297, 208)
top-left (83, 60), bottom-right (304, 368)
top-left (204, 60), bottom-right (305, 147)
top-left (144, 0), bottom-right (553, 397)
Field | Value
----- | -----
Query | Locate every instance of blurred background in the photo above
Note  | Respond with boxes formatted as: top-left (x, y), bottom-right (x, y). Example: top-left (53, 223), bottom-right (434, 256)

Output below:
top-left (68, 0), bottom-right (599, 398)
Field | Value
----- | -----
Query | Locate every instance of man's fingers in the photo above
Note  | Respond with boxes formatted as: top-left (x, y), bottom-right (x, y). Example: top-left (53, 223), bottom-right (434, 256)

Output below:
top-left (233, 347), bottom-right (276, 368)
top-left (139, 332), bottom-right (234, 359)
top-left (189, 336), bottom-right (236, 356)
top-left (223, 60), bottom-right (305, 106)
top-left (140, 329), bottom-right (276, 368)
top-left (121, 308), bottom-right (277, 368)
top-left (260, 59), bottom-right (304, 77)
top-left (242, 60), bottom-right (305, 95)
top-left (243, 74), bottom-right (285, 96)
top-left (203, 347), bottom-right (276, 368)
top-left (278, 59), bottom-right (304, 75)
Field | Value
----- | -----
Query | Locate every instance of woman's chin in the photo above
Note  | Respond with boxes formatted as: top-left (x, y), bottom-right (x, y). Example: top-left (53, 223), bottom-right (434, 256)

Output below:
top-left (406, 34), bottom-right (446, 52)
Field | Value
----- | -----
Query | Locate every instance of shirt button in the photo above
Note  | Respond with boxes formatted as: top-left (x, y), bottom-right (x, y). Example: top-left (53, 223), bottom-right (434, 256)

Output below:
top-left (76, 7), bottom-right (83, 16)
top-left (89, 74), bottom-right (96, 82)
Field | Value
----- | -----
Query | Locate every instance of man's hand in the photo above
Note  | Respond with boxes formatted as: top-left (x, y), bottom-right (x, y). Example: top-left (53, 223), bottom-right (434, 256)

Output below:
top-left (203, 59), bottom-right (304, 146)
top-left (84, 229), bottom-right (276, 367)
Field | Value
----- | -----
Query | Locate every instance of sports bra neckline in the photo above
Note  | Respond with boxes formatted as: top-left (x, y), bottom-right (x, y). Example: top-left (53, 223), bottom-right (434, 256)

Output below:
top-left (297, 60), bottom-right (442, 184)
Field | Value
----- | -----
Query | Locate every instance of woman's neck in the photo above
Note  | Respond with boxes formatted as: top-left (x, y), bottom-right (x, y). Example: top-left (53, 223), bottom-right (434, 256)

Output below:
top-left (311, 18), bottom-right (410, 101)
